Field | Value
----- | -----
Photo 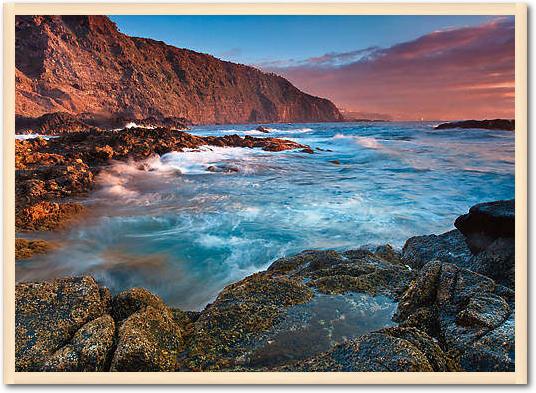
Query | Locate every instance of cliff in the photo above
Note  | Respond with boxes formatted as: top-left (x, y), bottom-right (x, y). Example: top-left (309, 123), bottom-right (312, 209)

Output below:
top-left (15, 15), bottom-right (343, 126)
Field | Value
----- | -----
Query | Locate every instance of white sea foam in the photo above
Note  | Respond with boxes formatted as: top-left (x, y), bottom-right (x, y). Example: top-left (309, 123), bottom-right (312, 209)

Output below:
top-left (124, 122), bottom-right (156, 129)
top-left (15, 134), bottom-right (58, 140)
top-left (156, 146), bottom-right (262, 175)
top-left (333, 134), bottom-right (381, 149)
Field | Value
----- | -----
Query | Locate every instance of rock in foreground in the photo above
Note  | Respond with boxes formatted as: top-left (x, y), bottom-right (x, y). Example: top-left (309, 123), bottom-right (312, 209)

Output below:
top-left (14, 200), bottom-right (516, 372)
top-left (455, 200), bottom-right (515, 288)
top-left (185, 246), bottom-right (414, 370)
top-left (16, 276), bottom-right (110, 371)
top-left (395, 261), bottom-right (515, 371)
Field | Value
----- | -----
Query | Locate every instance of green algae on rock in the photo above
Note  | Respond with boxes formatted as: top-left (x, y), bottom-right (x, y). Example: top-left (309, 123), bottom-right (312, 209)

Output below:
top-left (15, 276), bottom-right (110, 371)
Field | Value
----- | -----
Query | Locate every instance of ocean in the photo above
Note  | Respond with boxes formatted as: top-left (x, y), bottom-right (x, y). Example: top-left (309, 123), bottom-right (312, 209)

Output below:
top-left (16, 122), bottom-right (515, 310)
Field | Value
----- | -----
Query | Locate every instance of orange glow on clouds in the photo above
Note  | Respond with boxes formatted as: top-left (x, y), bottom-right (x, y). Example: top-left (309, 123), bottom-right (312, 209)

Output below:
top-left (262, 18), bottom-right (514, 121)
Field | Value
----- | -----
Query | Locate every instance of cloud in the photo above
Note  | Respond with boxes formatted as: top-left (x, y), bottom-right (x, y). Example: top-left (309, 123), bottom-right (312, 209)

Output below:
top-left (259, 17), bottom-right (515, 120)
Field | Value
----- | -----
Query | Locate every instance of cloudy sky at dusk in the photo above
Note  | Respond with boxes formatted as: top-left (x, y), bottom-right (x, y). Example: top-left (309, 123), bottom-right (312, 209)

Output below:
top-left (111, 15), bottom-right (515, 121)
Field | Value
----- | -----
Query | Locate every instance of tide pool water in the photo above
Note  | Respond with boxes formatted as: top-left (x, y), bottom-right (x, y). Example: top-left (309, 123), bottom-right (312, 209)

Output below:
top-left (16, 122), bottom-right (515, 310)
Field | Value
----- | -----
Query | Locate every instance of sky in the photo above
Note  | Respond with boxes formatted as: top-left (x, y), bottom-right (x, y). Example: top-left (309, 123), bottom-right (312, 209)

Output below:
top-left (110, 15), bottom-right (515, 121)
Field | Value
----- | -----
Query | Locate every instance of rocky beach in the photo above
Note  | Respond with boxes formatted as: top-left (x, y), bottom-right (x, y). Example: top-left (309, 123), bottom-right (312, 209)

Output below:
top-left (15, 186), bottom-right (515, 371)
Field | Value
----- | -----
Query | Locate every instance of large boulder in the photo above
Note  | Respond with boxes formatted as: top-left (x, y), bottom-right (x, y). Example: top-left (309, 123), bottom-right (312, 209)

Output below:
top-left (15, 276), bottom-right (110, 371)
top-left (394, 261), bottom-right (514, 371)
top-left (110, 305), bottom-right (184, 371)
top-left (402, 229), bottom-right (473, 269)
top-left (41, 315), bottom-right (115, 371)
top-left (276, 327), bottom-right (459, 372)
top-left (454, 200), bottom-right (515, 288)
top-left (454, 199), bottom-right (514, 253)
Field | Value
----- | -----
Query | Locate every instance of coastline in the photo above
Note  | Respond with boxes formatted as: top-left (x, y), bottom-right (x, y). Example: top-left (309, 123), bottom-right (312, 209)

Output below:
top-left (15, 126), bottom-right (312, 253)
top-left (15, 182), bottom-right (515, 372)
top-left (14, 126), bottom-right (515, 372)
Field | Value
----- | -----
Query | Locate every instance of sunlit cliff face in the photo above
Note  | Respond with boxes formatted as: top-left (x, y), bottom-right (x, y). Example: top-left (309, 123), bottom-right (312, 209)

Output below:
top-left (263, 17), bottom-right (515, 121)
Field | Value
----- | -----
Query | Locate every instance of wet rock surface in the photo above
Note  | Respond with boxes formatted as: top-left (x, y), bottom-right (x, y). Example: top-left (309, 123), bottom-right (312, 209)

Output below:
top-left (184, 247), bottom-right (413, 371)
top-left (402, 229), bottom-right (473, 269)
top-left (277, 327), bottom-right (459, 372)
top-left (394, 261), bottom-right (515, 371)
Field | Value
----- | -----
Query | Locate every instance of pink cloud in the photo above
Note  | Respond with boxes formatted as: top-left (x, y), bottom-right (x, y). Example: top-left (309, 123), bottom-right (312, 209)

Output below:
top-left (261, 17), bottom-right (515, 120)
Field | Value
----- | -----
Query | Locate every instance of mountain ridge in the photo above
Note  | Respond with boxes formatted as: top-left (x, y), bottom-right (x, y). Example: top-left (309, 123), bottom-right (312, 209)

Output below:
top-left (15, 15), bottom-right (343, 126)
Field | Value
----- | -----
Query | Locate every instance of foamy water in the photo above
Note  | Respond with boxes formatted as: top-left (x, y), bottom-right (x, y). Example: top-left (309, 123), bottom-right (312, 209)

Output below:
top-left (15, 134), bottom-right (58, 140)
top-left (16, 122), bottom-right (515, 310)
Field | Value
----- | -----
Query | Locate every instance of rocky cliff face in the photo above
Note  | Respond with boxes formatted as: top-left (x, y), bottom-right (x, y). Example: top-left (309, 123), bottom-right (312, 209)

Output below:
top-left (15, 15), bottom-right (343, 126)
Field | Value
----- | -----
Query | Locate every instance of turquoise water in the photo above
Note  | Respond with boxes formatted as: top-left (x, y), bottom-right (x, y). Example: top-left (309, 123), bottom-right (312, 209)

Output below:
top-left (16, 122), bottom-right (515, 309)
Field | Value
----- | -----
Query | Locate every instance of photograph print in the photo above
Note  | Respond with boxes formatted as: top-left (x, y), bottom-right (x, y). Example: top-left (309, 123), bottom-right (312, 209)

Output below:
top-left (10, 6), bottom-right (524, 379)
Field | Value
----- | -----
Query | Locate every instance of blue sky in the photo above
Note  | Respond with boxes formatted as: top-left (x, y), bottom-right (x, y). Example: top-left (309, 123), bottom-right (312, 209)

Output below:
top-left (109, 15), bottom-right (495, 65)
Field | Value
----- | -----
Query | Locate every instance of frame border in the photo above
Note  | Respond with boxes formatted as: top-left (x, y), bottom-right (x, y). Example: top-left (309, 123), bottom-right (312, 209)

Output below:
top-left (3, 2), bottom-right (528, 385)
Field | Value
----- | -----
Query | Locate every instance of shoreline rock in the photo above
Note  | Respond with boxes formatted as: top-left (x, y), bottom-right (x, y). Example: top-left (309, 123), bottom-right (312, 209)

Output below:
top-left (14, 196), bottom-right (516, 372)
top-left (15, 238), bottom-right (58, 260)
top-left (434, 119), bottom-right (514, 131)
top-left (15, 127), bottom-right (312, 232)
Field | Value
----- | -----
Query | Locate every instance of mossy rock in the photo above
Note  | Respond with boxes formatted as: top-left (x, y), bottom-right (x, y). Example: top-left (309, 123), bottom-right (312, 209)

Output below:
top-left (42, 314), bottom-right (115, 371)
top-left (110, 306), bottom-right (183, 371)
top-left (15, 276), bottom-right (108, 371)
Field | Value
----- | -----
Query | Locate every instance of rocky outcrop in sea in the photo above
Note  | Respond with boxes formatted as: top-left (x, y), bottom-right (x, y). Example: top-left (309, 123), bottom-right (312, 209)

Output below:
top-left (15, 127), bottom-right (311, 235)
top-left (15, 199), bottom-right (516, 372)
top-left (434, 119), bottom-right (515, 131)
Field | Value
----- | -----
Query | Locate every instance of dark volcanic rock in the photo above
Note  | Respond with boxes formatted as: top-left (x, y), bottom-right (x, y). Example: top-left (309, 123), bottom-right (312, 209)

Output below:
top-left (470, 237), bottom-right (515, 289)
top-left (434, 119), bottom-right (514, 131)
top-left (16, 16), bottom-right (343, 125)
top-left (454, 199), bottom-right (514, 254)
top-left (402, 229), bottom-right (473, 269)
top-left (454, 200), bottom-right (515, 288)
top-left (16, 112), bottom-right (95, 134)
top-left (394, 261), bottom-right (515, 371)
top-left (255, 126), bottom-right (271, 133)
top-left (15, 276), bottom-right (109, 371)
top-left (277, 327), bottom-right (458, 372)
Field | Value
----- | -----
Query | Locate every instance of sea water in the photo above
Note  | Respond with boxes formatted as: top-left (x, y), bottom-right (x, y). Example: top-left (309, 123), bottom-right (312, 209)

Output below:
top-left (16, 122), bottom-right (515, 310)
